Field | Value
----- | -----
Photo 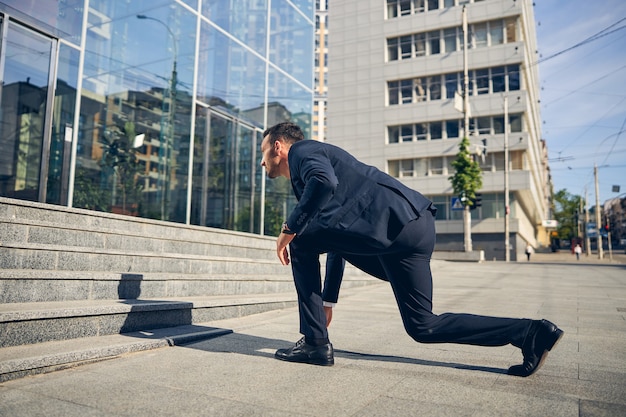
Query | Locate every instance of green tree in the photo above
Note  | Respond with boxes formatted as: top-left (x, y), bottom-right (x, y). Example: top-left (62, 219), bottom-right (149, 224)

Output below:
top-left (553, 189), bottom-right (582, 239)
top-left (449, 136), bottom-right (483, 252)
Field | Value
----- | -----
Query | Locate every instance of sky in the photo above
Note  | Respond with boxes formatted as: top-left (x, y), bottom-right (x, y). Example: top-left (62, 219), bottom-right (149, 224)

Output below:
top-left (533, 0), bottom-right (626, 206)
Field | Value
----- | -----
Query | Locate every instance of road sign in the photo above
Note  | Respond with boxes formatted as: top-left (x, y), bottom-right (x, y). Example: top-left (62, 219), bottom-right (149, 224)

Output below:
top-left (451, 197), bottom-right (464, 211)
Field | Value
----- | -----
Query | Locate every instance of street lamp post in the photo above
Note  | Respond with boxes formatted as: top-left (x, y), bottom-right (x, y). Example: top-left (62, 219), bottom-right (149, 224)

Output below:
top-left (136, 14), bottom-right (177, 220)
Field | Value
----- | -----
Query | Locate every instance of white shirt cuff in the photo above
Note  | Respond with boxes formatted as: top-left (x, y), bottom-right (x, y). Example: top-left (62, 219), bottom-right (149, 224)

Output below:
top-left (323, 301), bottom-right (336, 308)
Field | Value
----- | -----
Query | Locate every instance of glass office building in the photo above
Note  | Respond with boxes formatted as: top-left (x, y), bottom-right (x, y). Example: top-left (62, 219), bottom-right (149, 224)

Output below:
top-left (0, 0), bottom-right (313, 235)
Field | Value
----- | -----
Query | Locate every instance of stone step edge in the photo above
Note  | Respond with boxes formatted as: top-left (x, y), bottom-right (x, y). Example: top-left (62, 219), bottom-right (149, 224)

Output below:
top-left (0, 241), bottom-right (278, 265)
top-left (0, 197), bottom-right (276, 249)
top-left (0, 269), bottom-right (292, 282)
top-left (0, 293), bottom-right (298, 323)
top-left (0, 324), bottom-right (234, 383)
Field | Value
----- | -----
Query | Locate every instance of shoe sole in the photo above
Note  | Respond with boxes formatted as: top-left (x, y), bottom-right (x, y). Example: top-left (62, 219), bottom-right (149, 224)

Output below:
top-left (507, 328), bottom-right (564, 377)
top-left (274, 354), bottom-right (334, 366)
top-left (528, 328), bottom-right (565, 376)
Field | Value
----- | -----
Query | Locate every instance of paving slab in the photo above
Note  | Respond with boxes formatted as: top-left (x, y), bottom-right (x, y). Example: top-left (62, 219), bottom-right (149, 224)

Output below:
top-left (1, 259), bottom-right (625, 417)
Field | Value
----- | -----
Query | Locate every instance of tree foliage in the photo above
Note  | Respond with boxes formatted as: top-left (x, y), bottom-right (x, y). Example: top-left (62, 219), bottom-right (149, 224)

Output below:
top-left (552, 189), bottom-right (582, 239)
top-left (449, 137), bottom-right (483, 206)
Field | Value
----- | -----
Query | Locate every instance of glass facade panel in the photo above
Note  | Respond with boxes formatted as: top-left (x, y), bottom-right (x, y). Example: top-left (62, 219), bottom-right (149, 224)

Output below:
top-left (75, 1), bottom-right (196, 221)
top-left (47, 44), bottom-right (80, 205)
top-left (0, 0), bottom-right (83, 44)
top-left (0, 1), bottom-right (313, 236)
top-left (269, 0), bottom-right (314, 86)
top-left (202, 0), bottom-right (267, 56)
top-left (0, 22), bottom-right (52, 201)
top-left (198, 22), bottom-right (266, 124)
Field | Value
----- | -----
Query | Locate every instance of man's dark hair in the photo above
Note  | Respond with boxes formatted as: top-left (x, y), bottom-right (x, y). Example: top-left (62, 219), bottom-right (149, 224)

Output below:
top-left (263, 122), bottom-right (305, 146)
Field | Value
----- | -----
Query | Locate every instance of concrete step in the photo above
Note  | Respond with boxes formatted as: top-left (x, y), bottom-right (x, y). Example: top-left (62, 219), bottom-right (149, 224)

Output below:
top-left (0, 293), bottom-right (298, 348)
top-left (1, 197), bottom-right (275, 260)
top-left (0, 323), bottom-right (234, 383)
top-left (0, 269), bottom-right (295, 303)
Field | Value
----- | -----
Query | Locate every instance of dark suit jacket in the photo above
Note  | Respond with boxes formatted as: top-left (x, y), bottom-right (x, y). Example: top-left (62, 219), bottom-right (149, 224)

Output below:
top-left (286, 140), bottom-right (433, 255)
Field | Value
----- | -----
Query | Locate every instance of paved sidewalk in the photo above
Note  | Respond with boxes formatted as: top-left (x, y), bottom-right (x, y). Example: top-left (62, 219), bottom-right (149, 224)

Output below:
top-left (1, 260), bottom-right (625, 417)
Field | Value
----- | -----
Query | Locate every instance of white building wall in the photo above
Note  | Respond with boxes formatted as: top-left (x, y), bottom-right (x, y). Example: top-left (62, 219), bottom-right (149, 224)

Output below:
top-left (327, 0), bottom-right (551, 260)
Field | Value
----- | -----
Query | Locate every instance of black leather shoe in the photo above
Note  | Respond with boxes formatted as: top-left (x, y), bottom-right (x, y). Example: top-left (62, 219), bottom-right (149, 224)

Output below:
top-left (275, 337), bottom-right (334, 366)
top-left (508, 319), bottom-right (563, 377)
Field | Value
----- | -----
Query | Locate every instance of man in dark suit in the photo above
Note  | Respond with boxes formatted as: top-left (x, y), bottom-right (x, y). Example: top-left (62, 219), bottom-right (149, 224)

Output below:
top-left (261, 122), bottom-right (563, 377)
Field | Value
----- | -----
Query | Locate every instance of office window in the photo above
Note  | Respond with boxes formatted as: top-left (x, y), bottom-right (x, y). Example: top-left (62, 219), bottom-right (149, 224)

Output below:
top-left (388, 126), bottom-right (400, 143)
top-left (415, 0), bottom-right (426, 13)
top-left (414, 78), bottom-right (427, 102)
top-left (475, 69), bottom-right (489, 95)
top-left (508, 65), bottom-right (520, 90)
top-left (490, 20), bottom-right (504, 45)
top-left (388, 160), bottom-right (399, 176)
top-left (477, 117), bottom-right (491, 135)
top-left (415, 33), bottom-right (426, 57)
top-left (430, 122), bottom-right (443, 140)
top-left (446, 120), bottom-right (459, 138)
top-left (444, 28), bottom-right (457, 53)
top-left (505, 17), bottom-right (517, 43)
top-left (445, 73), bottom-right (458, 99)
top-left (427, 0), bottom-right (439, 11)
top-left (388, 81), bottom-right (400, 105)
top-left (416, 123), bottom-right (428, 140)
top-left (428, 76), bottom-right (441, 100)
top-left (430, 157), bottom-right (444, 175)
top-left (428, 30), bottom-right (441, 55)
top-left (400, 35), bottom-right (412, 59)
top-left (510, 114), bottom-right (522, 132)
top-left (493, 116), bottom-right (505, 134)
top-left (415, 158), bottom-right (428, 176)
top-left (473, 23), bottom-right (487, 48)
top-left (400, 159), bottom-right (414, 177)
top-left (387, 38), bottom-right (399, 61)
top-left (401, 125), bottom-right (413, 142)
top-left (401, 79), bottom-right (413, 103)
top-left (492, 66), bottom-right (505, 92)
top-left (400, 0), bottom-right (412, 15)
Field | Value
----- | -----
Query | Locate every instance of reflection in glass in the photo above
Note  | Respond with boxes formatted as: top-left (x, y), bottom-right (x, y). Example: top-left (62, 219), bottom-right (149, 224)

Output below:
top-left (202, 0), bottom-right (267, 56)
top-left (0, 22), bottom-right (52, 201)
top-left (0, 0), bottom-right (84, 45)
top-left (47, 44), bottom-right (80, 205)
top-left (268, 66), bottom-right (312, 139)
top-left (197, 22), bottom-right (267, 125)
top-left (75, 1), bottom-right (195, 221)
top-left (270, 0), bottom-right (314, 86)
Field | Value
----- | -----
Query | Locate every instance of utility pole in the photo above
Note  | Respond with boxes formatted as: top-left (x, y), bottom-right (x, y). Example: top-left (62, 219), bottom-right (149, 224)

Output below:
top-left (584, 187), bottom-right (591, 256)
top-left (504, 78), bottom-right (510, 262)
top-left (462, 5), bottom-right (472, 253)
top-left (594, 163), bottom-right (603, 259)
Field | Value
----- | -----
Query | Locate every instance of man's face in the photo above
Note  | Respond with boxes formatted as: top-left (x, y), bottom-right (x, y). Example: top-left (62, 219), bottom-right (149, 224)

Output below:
top-left (260, 135), bottom-right (281, 178)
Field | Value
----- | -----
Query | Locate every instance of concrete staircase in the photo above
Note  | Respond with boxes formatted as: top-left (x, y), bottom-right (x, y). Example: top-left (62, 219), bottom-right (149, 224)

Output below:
top-left (0, 197), bottom-right (375, 381)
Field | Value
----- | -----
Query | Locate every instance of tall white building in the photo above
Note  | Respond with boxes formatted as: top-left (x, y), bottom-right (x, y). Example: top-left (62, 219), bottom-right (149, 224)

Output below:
top-left (327, 0), bottom-right (553, 260)
top-left (314, 0), bottom-right (329, 142)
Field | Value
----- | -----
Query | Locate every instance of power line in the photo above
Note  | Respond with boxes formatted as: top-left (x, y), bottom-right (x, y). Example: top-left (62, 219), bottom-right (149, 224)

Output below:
top-left (529, 17), bottom-right (626, 68)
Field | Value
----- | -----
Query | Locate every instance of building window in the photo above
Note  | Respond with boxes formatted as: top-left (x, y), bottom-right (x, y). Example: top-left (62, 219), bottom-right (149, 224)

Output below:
top-left (428, 30), bottom-right (441, 55)
top-left (416, 123), bottom-right (428, 140)
top-left (400, 159), bottom-right (414, 177)
top-left (444, 28), bottom-right (458, 53)
top-left (446, 120), bottom-right (459, 138)
top-left (472, 23), bottom-right (488, 48)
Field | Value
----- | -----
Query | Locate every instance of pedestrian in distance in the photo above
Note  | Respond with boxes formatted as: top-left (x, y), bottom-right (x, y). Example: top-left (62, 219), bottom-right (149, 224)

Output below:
top-left (260, 122), bottom-right (563, 377)
top-left (574, 243), bottom-right (582, 261)
top-left (525, 244), bottom-right (533, 261)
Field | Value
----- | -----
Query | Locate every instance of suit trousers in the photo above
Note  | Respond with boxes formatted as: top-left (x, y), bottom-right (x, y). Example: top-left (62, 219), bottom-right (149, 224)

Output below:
top-left (289, 209), bottom-right (532, 348)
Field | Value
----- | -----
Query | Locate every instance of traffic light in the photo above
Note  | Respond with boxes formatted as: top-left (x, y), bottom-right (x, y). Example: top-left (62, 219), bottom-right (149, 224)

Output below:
top-left (470, 193), bottom-right (482, 210)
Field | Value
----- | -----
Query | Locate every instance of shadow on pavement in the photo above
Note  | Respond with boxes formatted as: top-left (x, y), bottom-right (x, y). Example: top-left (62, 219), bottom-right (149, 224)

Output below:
top-left (183, 332), bottom-right (508, 375)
